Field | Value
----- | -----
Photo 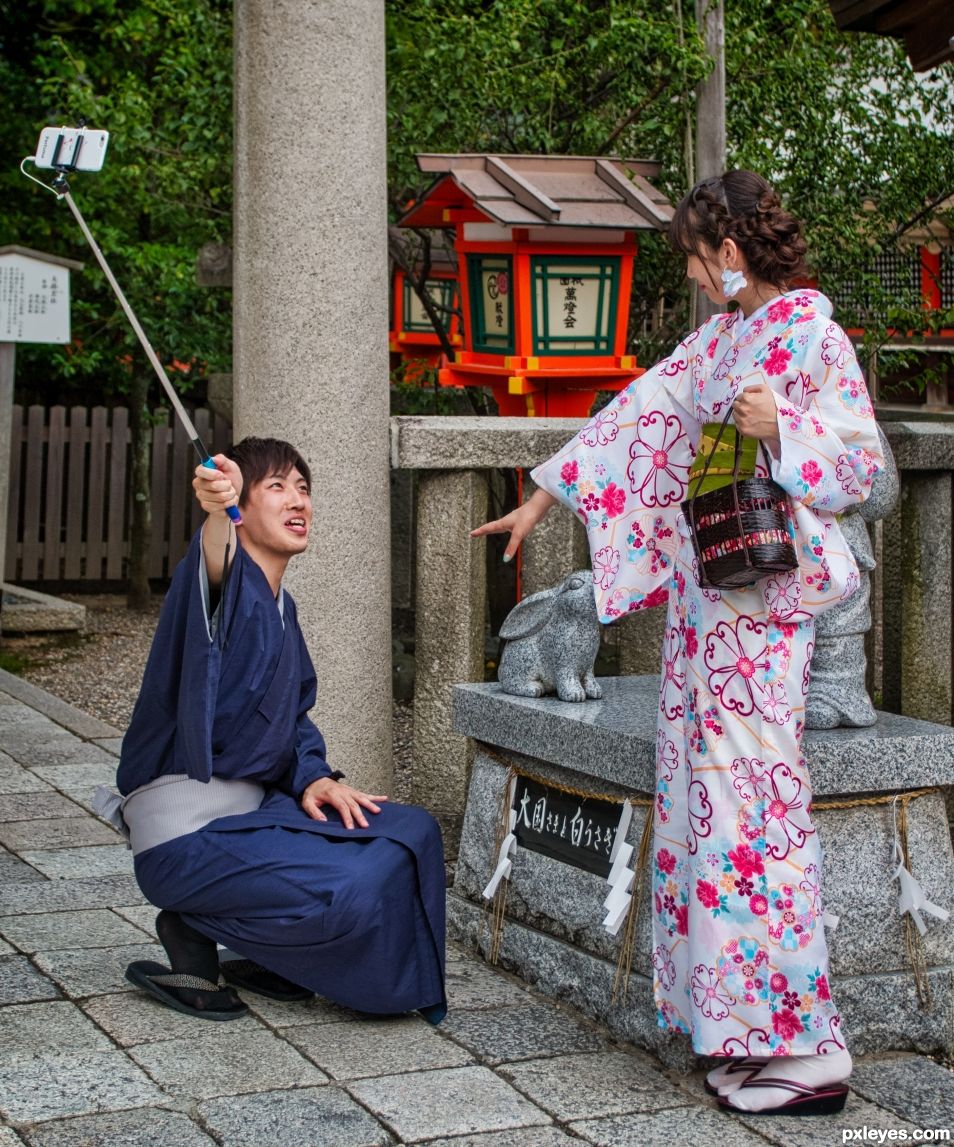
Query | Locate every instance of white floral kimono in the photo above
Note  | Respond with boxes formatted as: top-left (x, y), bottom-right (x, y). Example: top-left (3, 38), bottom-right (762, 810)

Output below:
top-left (530, 289), bottom-right (882, 1057)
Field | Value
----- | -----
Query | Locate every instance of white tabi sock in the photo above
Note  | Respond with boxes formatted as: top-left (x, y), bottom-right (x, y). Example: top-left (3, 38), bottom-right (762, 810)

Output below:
top-left (706, 1056), bottom-right (771, 1095)
top-left (721, 1049), bottom-right (853, 1112)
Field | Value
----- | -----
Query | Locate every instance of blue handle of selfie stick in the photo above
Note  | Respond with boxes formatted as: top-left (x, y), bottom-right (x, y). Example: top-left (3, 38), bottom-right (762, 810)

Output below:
top-left (202, 457), bottom-right (242, 524)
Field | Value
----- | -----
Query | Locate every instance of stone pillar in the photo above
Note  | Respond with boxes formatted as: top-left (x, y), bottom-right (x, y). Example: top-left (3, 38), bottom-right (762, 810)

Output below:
top-left (233, 1), bottom-right (392, 791)
top-left (900, 472), bottom-right (953, 725)
top-left (0, 343), bottom-right (14, 606)
top-left (413, 470), bottom-right (488, 857)
top-left (617, 608), bottom-right (666, 677)
top-left (521, 477), bottom-right (588, 598)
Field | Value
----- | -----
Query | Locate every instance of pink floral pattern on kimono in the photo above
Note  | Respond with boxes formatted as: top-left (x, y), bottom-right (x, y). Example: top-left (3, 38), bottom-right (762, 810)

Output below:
top-left (530, 289), bottom-right (881, 1055)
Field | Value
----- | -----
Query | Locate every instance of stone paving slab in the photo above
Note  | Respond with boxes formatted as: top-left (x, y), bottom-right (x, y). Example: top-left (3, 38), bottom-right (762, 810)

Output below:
top-left (127, 1030), bottom-right (328, 1100)
top-left (0, 955), bottom-right (61, 1005)
top-left (198, 1086), bottom-right (394, 1147)
top-left (0, 875), bottom-right (146, 916)
top-left (33, 942), bottom-right (162, 997)
top-left (423, 1132), bottom-right (582, 1147)
top-left (110, 905), bottom-right (157, 934)
top-left (346, 1065), bottom-right (552, 1143)
top-left (2, 741), bottom-right (118, 769)
top-left (0, 937), bottom-right (12, 955)
top-left (284, 1016), bottom-right (474, 1079)
top-left (0, 675), bottom-right (119, 740)
top-left (732, 1091), bottom-right (921, 1147)
top-left (0, 848), bottom-right (43, 883)
top-left (0, 909), bottom-right (151, 953)
top-left (18, 844), bottom-right (133, 880)
top-left (81, 990), bottom-right (268, 1047)
top-left (0, 760), bottom-right (52, 795)
top-left (847, 1053), bottom-right (954, 1130)
top-left (0, 1001), bottom-right (114, 1056)
top-left (20, 1109), bottom-right (215, 1147)
top-left (569, 1107), bottom-right (774, 1146)
top-left (28, 762), bottom-right (119, 812)
top-left (241, 992), bottom-right (361, 1028)
top-left (445, 956), bottom-right (537, 1010)
top-left (0, 1049), bottom-right (165, 1124)
top-left (91, 737), bottom-right (123, 756)
top-left (499, 1051), bottom-right (693, 1122)
top-left (0, 794), bottom-right (83, 822)
top-left (0, 1129), bottom-right (24, 1146)
top-left (439, 1002), bottom-right (607, 1066)
top-left (0, 817), bottom-right (119, 852)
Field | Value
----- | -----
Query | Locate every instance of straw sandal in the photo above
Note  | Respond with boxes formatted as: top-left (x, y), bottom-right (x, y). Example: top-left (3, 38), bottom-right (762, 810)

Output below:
top-left (125, 960), bottom-right (248, 1020)
top-left (219, 958), bottom-right (313, 1002)
top-left (717, 1077), bottom-right (849, 1116)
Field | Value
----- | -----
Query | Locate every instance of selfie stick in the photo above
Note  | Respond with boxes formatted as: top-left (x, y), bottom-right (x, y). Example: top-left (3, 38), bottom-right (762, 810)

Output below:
top-left (20, 139), bottom-right (241, 524)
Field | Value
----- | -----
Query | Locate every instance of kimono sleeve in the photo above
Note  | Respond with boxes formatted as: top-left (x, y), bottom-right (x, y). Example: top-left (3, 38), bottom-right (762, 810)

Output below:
top-left (279, 628), bottom-right (334, 798)
top-left (767, 316), bottom-right (883, 513)
top-left (530, 330), bottom-right (703, 623)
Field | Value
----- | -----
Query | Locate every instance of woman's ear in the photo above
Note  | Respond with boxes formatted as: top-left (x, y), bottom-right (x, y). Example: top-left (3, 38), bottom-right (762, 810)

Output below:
top-left (722, 237), bottom-right (741, 269)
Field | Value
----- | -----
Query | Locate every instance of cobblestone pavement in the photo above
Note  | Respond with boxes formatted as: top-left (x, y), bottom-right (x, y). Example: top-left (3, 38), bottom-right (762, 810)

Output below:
top-left (0, 669), bottom-right (951, 1147)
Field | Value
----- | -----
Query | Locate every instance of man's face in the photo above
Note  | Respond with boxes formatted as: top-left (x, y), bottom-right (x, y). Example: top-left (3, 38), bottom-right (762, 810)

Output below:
top-left (240, 466), bottom-right (312, 557)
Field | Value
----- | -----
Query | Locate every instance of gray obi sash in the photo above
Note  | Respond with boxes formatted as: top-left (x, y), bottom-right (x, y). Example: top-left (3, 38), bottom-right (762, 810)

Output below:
top-left (93, 774), bottom-right (266, 856)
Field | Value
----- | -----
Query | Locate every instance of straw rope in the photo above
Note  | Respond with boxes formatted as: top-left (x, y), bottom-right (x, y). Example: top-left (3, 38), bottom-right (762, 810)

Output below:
top-left (475, 742), bottom-right (944, 1009)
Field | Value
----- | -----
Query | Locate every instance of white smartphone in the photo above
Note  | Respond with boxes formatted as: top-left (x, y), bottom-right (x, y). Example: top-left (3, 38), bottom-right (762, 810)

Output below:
top-left (34, 126), bottom-right (109, 172)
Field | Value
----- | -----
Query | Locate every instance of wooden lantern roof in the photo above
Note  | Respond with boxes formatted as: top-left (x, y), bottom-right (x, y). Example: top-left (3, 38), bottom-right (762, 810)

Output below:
top-left (829, 0), bottom-right (954, 71)
top-left (399, 154), bottom-right (674, 232)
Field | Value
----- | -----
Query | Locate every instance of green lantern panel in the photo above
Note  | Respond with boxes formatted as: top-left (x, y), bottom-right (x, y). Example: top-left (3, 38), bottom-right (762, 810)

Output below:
top-left (531, 256), bottom-right (620, 355)
top-left (467, 255), bottom-right (514, 354)
top-left (403, 276), bottom-right (455, 333)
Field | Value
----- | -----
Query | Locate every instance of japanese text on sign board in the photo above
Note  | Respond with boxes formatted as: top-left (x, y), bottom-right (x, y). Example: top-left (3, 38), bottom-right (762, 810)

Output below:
top-left (0, 256), bottom-right (71, 344)
top-left (511, 775), bottom-right (621, 878)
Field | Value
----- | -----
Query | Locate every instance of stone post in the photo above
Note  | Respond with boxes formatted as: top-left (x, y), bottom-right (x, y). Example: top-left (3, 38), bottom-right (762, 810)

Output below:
top-left (521, 476), bottom-right (588, 598)
top-left (0, 343), bottom-right (14, 603)
top-left (900, 472), bottom-right (953, 725)
top-left (233, 0), bottom-right (392, 792)
top-left (413, 470), bottom-right (488, 856)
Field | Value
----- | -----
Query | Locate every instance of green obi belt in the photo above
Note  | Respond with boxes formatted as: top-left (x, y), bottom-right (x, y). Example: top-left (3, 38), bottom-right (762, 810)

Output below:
top-left (688, 422), bottom-right (759, 495)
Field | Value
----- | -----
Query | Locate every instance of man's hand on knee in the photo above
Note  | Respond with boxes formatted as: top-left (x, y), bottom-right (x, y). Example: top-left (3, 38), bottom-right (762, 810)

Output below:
top-left (300, 777), bottom-right (388, 830)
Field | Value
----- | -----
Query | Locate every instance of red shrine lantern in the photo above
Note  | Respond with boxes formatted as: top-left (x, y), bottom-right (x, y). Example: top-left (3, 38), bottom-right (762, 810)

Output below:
top-left (398, 154), bottom-right (674, 417)
top-left (388, 240), bottom-right (461, 382)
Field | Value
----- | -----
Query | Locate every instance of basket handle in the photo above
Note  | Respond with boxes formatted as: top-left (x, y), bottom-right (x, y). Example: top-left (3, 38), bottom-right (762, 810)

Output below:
top-left (686, 407), bottom-right (735, 503)
top-left (687, 406), bottom-right (776, 504)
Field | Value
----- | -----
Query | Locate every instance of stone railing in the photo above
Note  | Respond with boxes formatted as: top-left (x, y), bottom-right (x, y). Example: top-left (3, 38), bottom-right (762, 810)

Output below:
top-left (391, 415), bottom-right (954, 852)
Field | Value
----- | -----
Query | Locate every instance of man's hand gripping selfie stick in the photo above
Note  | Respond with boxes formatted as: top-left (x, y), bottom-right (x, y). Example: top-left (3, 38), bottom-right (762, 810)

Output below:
top-left (21, 131), bottom-right (241, 523)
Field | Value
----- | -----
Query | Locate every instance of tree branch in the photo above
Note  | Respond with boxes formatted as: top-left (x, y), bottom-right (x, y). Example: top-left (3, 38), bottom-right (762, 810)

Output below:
top-left (597, 77), bottom-right (669, 155)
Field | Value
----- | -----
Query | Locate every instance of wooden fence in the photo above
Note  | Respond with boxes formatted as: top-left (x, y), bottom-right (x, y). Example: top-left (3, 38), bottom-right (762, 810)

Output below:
top-left (5, 405), bottom-right (232, 583)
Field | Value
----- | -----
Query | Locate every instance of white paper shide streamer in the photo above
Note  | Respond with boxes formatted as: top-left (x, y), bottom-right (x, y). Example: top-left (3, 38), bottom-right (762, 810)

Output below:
top-left (603, 801), bottom-right (634, 935)
top-left (482, 777), bottom-right (518, 901)
top-left (891, 797), bottom-right (949, 936)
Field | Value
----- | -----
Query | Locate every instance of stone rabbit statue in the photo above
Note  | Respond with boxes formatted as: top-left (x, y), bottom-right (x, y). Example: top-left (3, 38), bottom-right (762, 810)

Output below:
top-left (497, 570), bottom-right (603, 702)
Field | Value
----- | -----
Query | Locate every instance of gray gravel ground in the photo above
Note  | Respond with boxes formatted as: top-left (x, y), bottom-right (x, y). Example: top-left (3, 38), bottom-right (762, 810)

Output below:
top-left (3, 593), bottom-right (415, 801)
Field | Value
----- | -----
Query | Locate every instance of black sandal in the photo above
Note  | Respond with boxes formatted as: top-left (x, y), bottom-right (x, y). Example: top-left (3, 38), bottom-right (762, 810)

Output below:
top-left (219, 958), bottom-right (313, 1002)
top-left (125, 960), bottom-right (249, 1020)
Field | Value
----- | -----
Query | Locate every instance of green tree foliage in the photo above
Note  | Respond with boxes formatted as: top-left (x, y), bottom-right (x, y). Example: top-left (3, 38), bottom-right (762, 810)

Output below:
top-left (0, 0), bottom-right (232, 406)
top-left (386, 0), bottom-right (954, 375)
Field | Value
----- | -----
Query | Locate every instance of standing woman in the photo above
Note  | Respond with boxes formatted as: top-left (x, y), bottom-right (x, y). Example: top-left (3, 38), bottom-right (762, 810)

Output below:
top-left (472, 171), bottom-right (882, 1115)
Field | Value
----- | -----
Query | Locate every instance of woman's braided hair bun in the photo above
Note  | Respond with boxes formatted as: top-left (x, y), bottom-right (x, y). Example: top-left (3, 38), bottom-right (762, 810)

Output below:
top-left (670, 170), bottom-right (808, 288)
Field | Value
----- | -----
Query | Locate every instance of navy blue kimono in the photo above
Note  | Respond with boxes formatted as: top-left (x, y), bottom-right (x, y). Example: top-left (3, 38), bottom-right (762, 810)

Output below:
top-left (118, 530), bottom-right (446, 1017)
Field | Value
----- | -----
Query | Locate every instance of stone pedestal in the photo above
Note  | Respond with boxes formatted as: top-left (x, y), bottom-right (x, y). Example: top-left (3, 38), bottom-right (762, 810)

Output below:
top-left (412, 470), bottom-right (488, 856)
top-left (451, 677), bottom-right (954, 1070)
top-left (233, 0), bottom-right (392, 791)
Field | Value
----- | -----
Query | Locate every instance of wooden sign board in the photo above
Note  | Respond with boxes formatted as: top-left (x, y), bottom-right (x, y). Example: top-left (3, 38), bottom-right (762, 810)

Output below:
top-left (511, 775), bottom-right (623, 878)
top-left (0, 252), bottom-right (72, 344)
